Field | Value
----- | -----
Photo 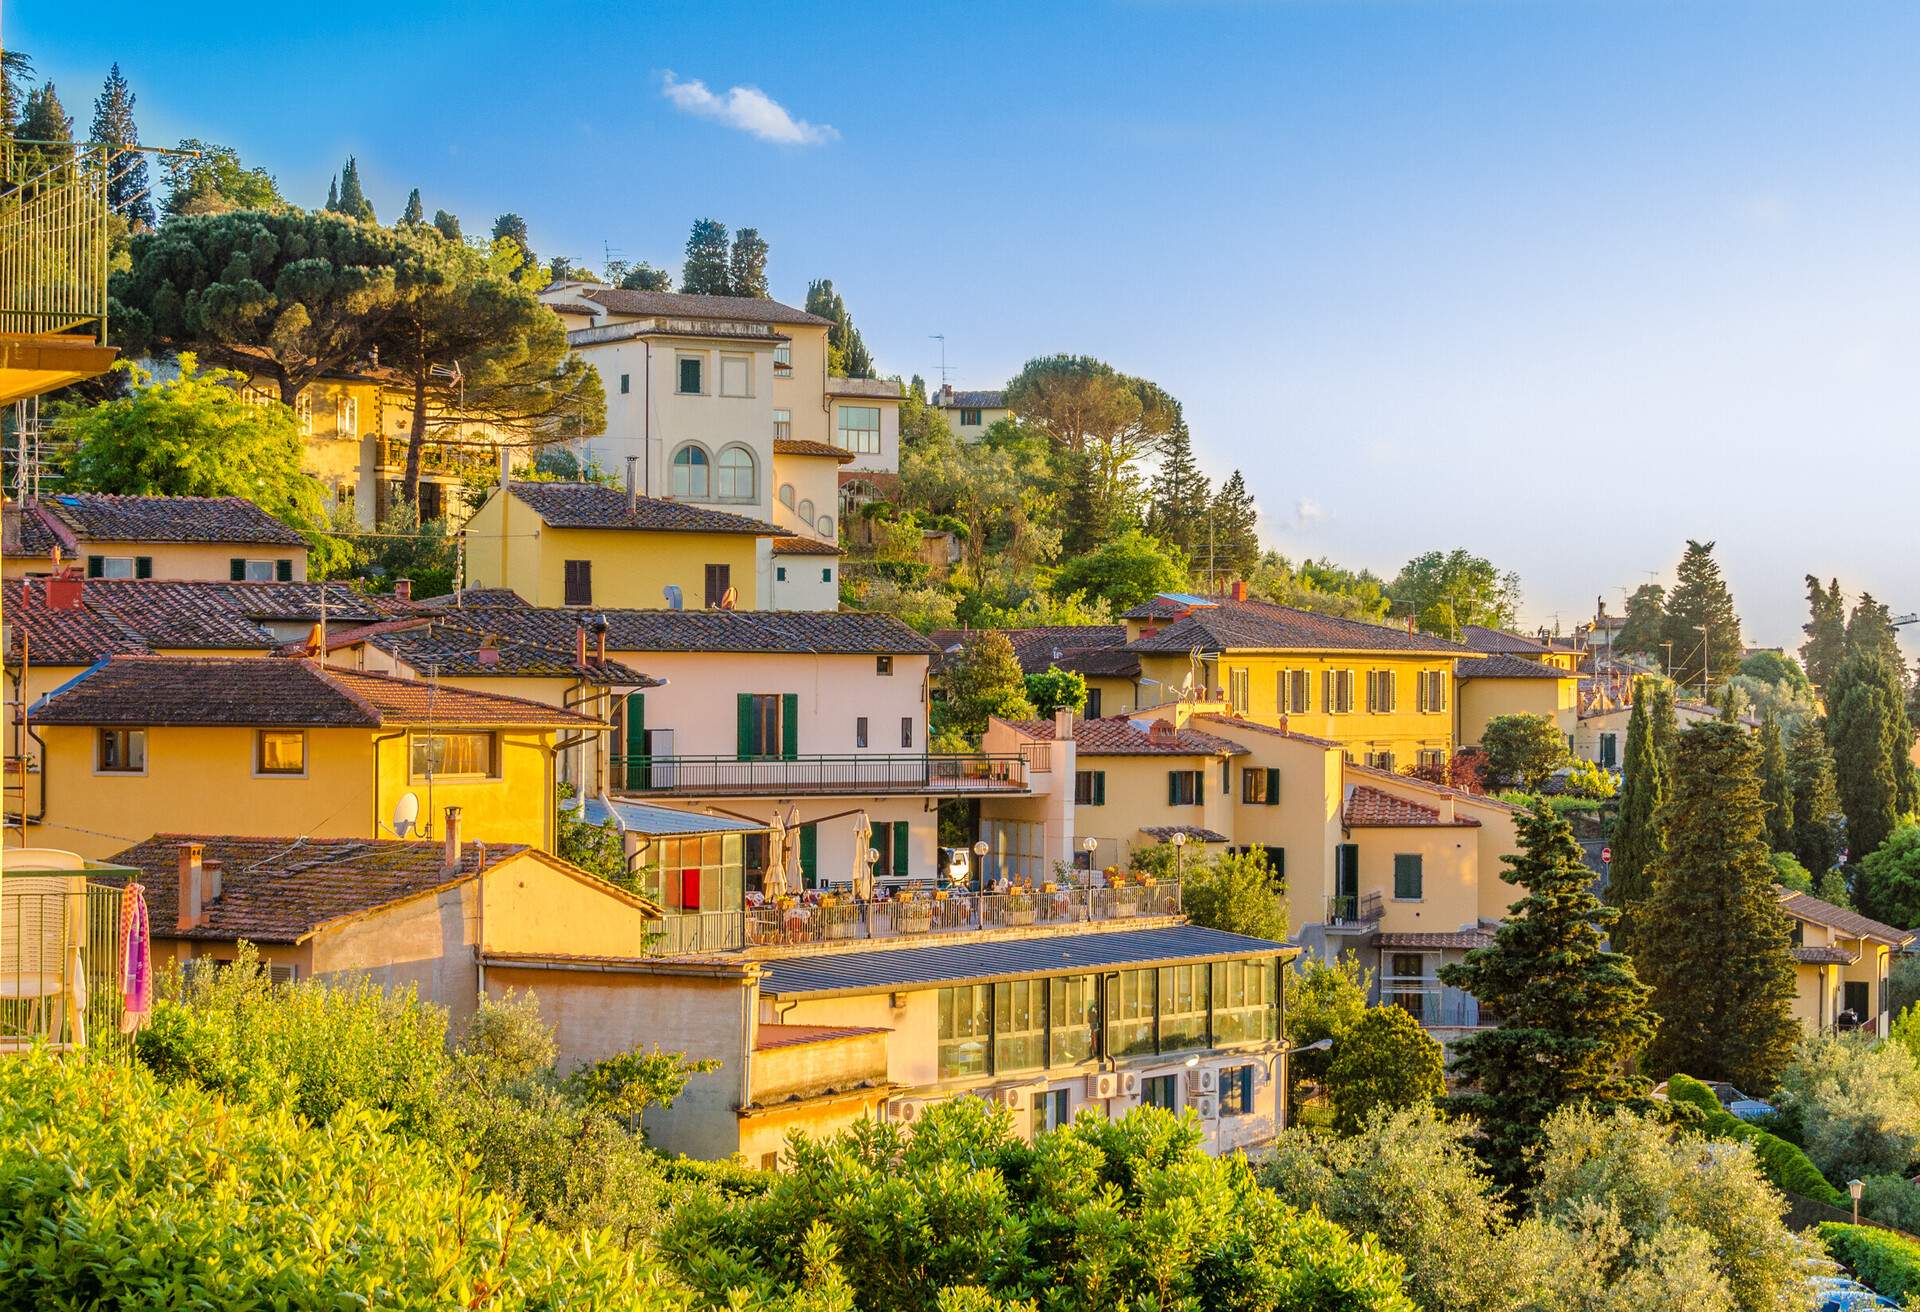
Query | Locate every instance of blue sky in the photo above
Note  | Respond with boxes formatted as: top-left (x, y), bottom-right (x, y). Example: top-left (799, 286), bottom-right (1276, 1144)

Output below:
top-left (26, 1), bottom-right (1920, 651)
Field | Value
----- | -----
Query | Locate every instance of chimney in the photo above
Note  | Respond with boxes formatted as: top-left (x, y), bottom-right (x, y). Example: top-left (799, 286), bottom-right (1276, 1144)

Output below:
top-left (1053, 707), bottom-right (1075, 739)
top-left (443, 806), bottom-right (463, 875)
top-left (175, 842), bottom-right (207, 931)
top-left (592, 612), bottom-right (608, 666)
top-left (393, 577), bottom-right (412, 603)
top-left (1406, 615), bottom-right (1415, 634)
top-left (203, 858), bottom-right (223, 904)
top-left (1230, 579), bottom-right (1247, 603)
top-left (939, 383), bottom-right (953, 405)
top-left (625, 456), bottom-right (639, 514)
top-left (476, 632), bottom-right (501, 666)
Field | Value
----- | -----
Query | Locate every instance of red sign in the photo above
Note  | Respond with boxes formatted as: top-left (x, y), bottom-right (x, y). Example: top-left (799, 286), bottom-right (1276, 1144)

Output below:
top-left (1600, 846), bottom-right (1613, 864)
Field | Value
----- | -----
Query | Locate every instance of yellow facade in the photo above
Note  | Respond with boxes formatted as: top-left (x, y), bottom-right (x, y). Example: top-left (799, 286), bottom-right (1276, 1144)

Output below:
top-left (2, 538), bottom-right (306, 583)
top-left (1455, 673), bottom-right (1578, 750)
top-left (1067, 746), bottom-right (1238, 870)
top-left (1782, 902), bottom-right (1905, 1039)
top-left (463, 488), bottom-right (763, 609)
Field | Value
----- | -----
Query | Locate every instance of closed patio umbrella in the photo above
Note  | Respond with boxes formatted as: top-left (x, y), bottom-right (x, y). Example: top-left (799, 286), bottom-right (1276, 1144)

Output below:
top-left (764, 808), bottom-right (788, 899)
top-left (851, 811), bottom-right (874, 901)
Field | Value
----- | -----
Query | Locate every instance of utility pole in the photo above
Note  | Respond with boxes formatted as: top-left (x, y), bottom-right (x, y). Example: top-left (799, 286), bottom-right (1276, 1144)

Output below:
top-left (1697, 624), bottom-right (1710, 700)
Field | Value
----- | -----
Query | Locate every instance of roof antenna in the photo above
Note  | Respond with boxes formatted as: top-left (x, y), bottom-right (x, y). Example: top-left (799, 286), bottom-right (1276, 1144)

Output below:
top-left (928, 334), bottom-right (949, 389)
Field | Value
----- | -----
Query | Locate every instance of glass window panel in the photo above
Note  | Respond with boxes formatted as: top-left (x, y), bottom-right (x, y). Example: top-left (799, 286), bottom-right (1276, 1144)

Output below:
top-left (1049, 975), bottom-right (1098, 1067)
top-left (1108, 969), bottom-right (1156, 1057)
top-left (836, 405), bottom-right (882, 454)
top-left (411, 731), bottom-right (494, 777)
top-left (994, 979), bottom-right (1045, 1074)
top-left (672, 446), bottom-right (710, 497)
top-left (715, 447), bottom-right (755, 500)
top-left (1159, 964), bottom-right (1208, 1051)
top-left (938, 984), bottom-right (992, 1080)
top-left (257, 730), bottom-right (305, 774)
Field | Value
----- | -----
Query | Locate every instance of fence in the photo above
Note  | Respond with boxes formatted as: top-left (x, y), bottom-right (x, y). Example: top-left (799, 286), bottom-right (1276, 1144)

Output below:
top-left (744, 881), bottom-right (1182, 948)
top-left (611, 753), bottom-right (1029, 797)
top-left (1324, 891), bottom-right (1384, 926)
top-left (0, 142), bottom-right (113, 342)
top-left (0, 878), bottom-right (124, 1051)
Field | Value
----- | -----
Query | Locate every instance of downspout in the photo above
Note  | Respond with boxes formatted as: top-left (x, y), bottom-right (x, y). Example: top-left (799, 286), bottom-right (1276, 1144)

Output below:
top-left (643, 342), bottom-right (653, 497)
top-left (548, 730), bottom-right (600, 853)
top-left (370, 731), bottom-right (405, 836)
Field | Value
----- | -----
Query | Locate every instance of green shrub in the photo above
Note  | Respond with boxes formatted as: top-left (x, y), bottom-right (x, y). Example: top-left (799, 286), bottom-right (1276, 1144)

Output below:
top-left (1861, 1174), bottom-right (1920, 1233)
top-left (0, 1050), bottom-right (684, 1310)
top-left (1819, 1223), bottom-right (1920, 1301)
top-left (1327, 1005), bottom-right (1445, 1134)
top-left (1667, 1072), bottom-right (1847, 1207)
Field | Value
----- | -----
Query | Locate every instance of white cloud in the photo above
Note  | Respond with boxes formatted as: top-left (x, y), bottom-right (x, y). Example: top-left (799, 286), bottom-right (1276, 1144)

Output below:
top-left (660, 72), bottom-right (837, 146)
top-left (1293, 497), bottom-right (1326, 529)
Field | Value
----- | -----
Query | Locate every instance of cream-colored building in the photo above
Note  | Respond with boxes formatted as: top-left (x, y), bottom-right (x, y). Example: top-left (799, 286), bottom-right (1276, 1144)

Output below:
top-left (931, 385), bottom-right (1013, 441)
top-left (1780, 890), bottom-right (1913, 1039)
top-left (825, 377), bottom-right (903, 475)
top-left (3, 494), bottom-right (308, 583)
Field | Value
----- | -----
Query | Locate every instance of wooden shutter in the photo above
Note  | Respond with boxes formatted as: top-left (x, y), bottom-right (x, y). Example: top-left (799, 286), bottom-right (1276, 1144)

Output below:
top-left (134, 556), bottom-right (153, 579)
top-left (1265, 768), bottom-right (1280, 806)
top-left (781, 693), bottom-right (799, 760)
top-left (624, 691), bottom-right (647, 768)
top-left (1168, 771), bottom-right (1180, 806)
top-left (799, 823), bottom-right (818, 885)
top-left (736, 693), bottom-right (755, 759)
top-left (1093, 771), bottom-right (1106, 805)
top-left (86, 555), bottom-right (104, 578)
top-left (892, 820), bottom-right (909, 876)
top-left (229, 558), bottom-right (246, 581)
top-left (1322, 670), bottom-right (1332, 712)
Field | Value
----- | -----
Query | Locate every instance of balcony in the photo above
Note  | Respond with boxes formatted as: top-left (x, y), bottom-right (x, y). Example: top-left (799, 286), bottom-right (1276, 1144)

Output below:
top-left (612, 753), bottom-right (1030, 798)
top-left (1324, 891), bottom-right (1384, 928)
top-left (0, 141), bottom-right (120, 402)
top-left (1380, 978), bottom-right (1489, 1030)
top-left (375, 437), bottom-right (501, 480)
top-left (1, 877), bottom-right (126, 1052)
top-left (741, 881), bottom-right (1182, 949)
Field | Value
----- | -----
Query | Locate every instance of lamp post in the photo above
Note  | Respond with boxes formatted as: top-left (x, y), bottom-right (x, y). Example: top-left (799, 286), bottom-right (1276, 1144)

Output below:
top-left (1850, 1178), bottom-right (1865, 1225)
top-left (1170, 829), bottom-right (1187, 882)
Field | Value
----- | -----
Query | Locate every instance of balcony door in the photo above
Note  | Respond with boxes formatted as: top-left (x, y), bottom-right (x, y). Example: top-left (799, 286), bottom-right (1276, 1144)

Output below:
top-left (1334, 843), bottom-right (1359, 919)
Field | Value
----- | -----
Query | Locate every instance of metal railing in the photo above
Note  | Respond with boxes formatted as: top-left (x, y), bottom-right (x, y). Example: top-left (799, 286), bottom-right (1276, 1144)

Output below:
top-left (744, 881), bottom-right (1182, 947)
top-left (1, 878), bottom-right (125, 1051)
top-left (645, 910), bottom-right (745, 955)
top-left (375, 436), bottom-right (501, 479)
top-left (1380, 979), bottom-right (1488, 1030)
top-left (611, 753), bottom-right (1030, 797)
top-left (0, 141), bottom-right (113, 342)
top-left (1324, 890), bottom-right (1384, 926)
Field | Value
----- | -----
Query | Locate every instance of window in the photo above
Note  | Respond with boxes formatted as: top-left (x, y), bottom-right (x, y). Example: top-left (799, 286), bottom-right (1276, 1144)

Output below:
top-left (1049, 974), bottom-right (1098, 1067)
top-left (98, 728), bottom-right (146, 773)
top-left (1366, 749), bottom-right (1396, 771)
top-left (1323, 669), bottom-right (1355, 714)
top-left (1075, 770), bottom-right (1107, 806)
top-left (1227, 667), bottom-right (1250, 713)
top-left (937, 984), bottom-right (992, 1079)
top-left (410, 731), bottom-right (495, 778)
top-left (256, 730), bottom-right (306, 776)
top-left (773, 343), bottom-right (792, 376)
top-left (821, 567), bottom-right (833, 583)
top-left (295, 393), bottom-right (314, 435)
top-left (1366, 670), bottom-right (1396, 714)
top-left (335, 395), bottom-right (358, 436)
top-left (1277, 669), bottom-right (1310, 714)
top-left (994, 978), bottom-right (1045, 1073)
top-left (773, 408), bottom-right (791, 440)
top-left (980, 818), bottom-right (1045, 883)
top-left (619, 372), bottom-right (630, 395)
top-left (1417, 670), bottom-right (1447, 713)
top-left (1241, 767), bottom-right (1280, 805)
top-left (1212, 958), bottom-right (1276, 1046)
top-left (1599, 732), bottom-right (1619, 769)
top-left (86, 555), bottom-right (137, 579)
top-left (797, 498), bottom-right (814, 523)
top-left (1037, 1087), bottom-right (1072, 1132)
top-left (718, 354), bottom-right (750, 397)
top-left (738, 693), bottom-right (789, 759)
top-left (1158, 964), bottom-right (1208, 1050)
top-left (1220, 1064), bottom-right (1256, 1116)
top-left (1142, 1074), bottom-right (1179, 1110)
top-left (836, 405), bottom-right (882, 454)
top-left (1085, 687), bottom-right (1102, 718)
top-left (1221, 759), bottom-right (1230, 795)
top-left (226, 558), bottom-right (289, 583)
top-left (1393, 853), bottom-right (1424, 900)
top-left (776, 566), bottom-right (788, 583)
top-left (877, 656), bottom-right (894, 676)
top-left (715, 446), bottom-right (756, 501)
top-left (1417, 748), bottom-right (1447, 769)
top-left (1108, 969), bottom-right (1155, 1057)
top-left (1167, 769), bottom-right (1202, 805)
top-left (856, 716), bottom-right (869, 748)
top-left (901, 717), bottom-right (914, 749)
top-left (563, 559), bottom-right (592, 606)
top-left (677, 355), bottom-right (704, 394)
top-left (671, 445), bottom-right (710, 497)
top-left (960, 408), bottom-right (983, 427)
top-left (704, 563), bottom-right (731, 607)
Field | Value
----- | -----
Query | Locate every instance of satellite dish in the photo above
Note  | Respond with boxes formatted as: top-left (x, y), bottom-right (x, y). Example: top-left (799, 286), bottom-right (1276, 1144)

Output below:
top-left (719, 585), bottom-right (738, 610)
top-left (392, 791), bottom-right (420, 837)
top-left (663, 584), bottom-right (683, 611)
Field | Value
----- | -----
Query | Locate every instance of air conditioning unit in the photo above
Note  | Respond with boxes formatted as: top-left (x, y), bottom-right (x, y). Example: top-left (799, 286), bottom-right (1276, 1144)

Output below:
top-left (887, 1098), bottom-right (926, 1123)
top-left (995, 1085), bottom-right (1032, 1111)
top-left (1186, 1067), bottom-right (1218, 1095)
top-left (1193, 1094), bottom-right (1218, 1120)
top-left (1118, 1071), bottom-right (1141, 1097)
top-left (1086, 1071), bottom-right (1119, 1100)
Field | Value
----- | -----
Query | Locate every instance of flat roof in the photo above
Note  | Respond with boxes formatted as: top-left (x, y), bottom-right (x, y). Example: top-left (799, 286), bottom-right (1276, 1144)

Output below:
top-left (582, 797), bottom-right (767, 836)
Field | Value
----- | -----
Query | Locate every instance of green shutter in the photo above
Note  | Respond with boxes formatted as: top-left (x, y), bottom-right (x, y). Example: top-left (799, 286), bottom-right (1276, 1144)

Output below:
top-left (737, 693), bottom-right (755, 760)
top-left (230, 558), bottom-right (246, 581)
top-left (275, 559), bottom-right (293, 582)
top-left (85, 555), bottom-right (104, 578)
top-left (892, 820), bottom-right (909, 876)
top-left (1265, 768), bottom-right (1281, 805)
top-left (799, 823), bottom-right (818, 886)
top-left (781, 693), bottom-right (799, 760)
top-left (1093, 771), bottom-right (1106, 805)
top-left (134, 556), bottom-right (153, 579)
top-left (624, 691), bottom-right (647, 764)
top-left (1168, 771), bottom-right (1179, 806)
top-left (1394, 854), bottom-right (1423, 900)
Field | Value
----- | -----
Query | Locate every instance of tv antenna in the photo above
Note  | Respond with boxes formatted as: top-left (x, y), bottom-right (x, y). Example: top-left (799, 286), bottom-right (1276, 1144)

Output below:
top-left (929, 334), bottom-right (949, 388)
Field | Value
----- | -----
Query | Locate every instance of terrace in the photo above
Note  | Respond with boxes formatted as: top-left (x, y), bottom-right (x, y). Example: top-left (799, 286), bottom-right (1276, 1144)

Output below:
top-left (1, 857), bottom-right (133, 1053)
top-left (612, 751), bottom-right (1032, 798)
top-left (0, 139), bottom-right (122, 401)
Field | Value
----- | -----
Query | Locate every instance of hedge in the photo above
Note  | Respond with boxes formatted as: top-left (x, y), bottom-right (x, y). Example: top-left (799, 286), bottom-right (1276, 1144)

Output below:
top-left (1667, 1072), bottom-right (1849, 1208)
top-left (1819, 1223), bottom-right (1920, 1301)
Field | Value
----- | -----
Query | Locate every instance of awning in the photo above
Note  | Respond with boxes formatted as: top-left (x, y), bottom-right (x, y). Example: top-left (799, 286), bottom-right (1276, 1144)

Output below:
top-left (581, 796), bottom-right (766, 837)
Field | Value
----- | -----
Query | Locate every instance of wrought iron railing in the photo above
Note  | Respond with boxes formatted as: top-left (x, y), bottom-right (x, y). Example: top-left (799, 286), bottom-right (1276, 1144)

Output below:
top-left (1324, 890), bottom-right (1384, 926)
top-left (1, 878), bottom-right (125, 1051)
top-left (611, 753), bottom-right (1030, 797)
top-left (376, 437), bottom-right (500, 479)
top-left (645, 910), bottom-right (745, 955)
top-left (744, 881), bottom-right (1182, 948)
top-left (1380, 978), bottom-right (1488, 1029)
top-left (0, 141), bottom-right (113, 342)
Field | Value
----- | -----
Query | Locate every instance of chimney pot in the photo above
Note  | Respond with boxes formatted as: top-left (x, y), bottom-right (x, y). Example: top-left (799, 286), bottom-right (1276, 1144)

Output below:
top-left (393, 577), bottom-right (412, 602)
top-left (625, 456), bottom-right (638, 514)
top-left (203, 858), bottom-right (223, 904)
top-left (176, 842), bottom-right (206, 932)
top-left (443, 806), bottom-right (463, 875)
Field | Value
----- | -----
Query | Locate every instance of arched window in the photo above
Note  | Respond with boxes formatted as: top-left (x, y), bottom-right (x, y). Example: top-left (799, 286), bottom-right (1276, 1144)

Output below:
top-left (715, 446), bottom-right (756, 501)
top-left (817, 514), bottom-right (835, 538)
top-left (671, 444), bottom-right (710, 498)
top-left (797, 498), bottom-right (814, 524)
top-left (778, 483), bottom-right (796, 508)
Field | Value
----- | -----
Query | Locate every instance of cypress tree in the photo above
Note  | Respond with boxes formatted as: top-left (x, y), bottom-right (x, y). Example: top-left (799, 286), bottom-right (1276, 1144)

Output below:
top-left (325, 175), bottom-right (339, 211)
top-left (1606, 675), bottom-right (1670, 955)
top-left (1759, 710), bottom-right (1793, 851)
top-left (1829, 649), bottom-right (1902, 864)
top-left (1650, 676), bottom-right (1679, 776)
top-left (1802, 575), bottom-right (1848, 695)
top-left (401, 187), bottom-right (423, 225)
top-left (1144, 414), bottom-right (1211, 563)
top-left (1637, 721), bottom-right (1800, 1089)
top-left (680, 217), bottom-right (731, 294)
top-left (432, 209), bottom-right (461, 242)
top-left (1788, 715), bottom-right (1843, 875)
top-left (90, 64), bottom-right (153, 230)
top-left (335, 156), bottom-right (373, 221)
top-left (727, 227), bottom-right (769, 299)
top-left (1847, 596), bottom-right (1919, 818)
top-left (804, 277), bottom-right (873, 378)
top-left (1439, 803), bottom-right (1656, 1195)
top-left (1660, 539), bottom-right (1743, 697)
top-left (1210, 470), bottom-right (1261, 580)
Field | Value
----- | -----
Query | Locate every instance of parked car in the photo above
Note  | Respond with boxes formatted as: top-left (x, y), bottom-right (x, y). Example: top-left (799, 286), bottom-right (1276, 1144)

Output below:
top-left (1817, 1290), bottom-right (1899, 1311)
top-left (1649, 1078), bottom-right (1777, 1121)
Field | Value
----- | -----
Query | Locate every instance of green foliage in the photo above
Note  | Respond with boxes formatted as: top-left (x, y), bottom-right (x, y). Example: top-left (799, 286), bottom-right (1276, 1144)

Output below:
top-left (1740, 651), bottom-right (1812, 693)
top-left (1021, 666), bottom-right (1087, 717)
top-left (1047, 527), bottom-right (1187, 615)
top-left (1758, 711), bottom-right (1795, 851)
top-left (1860, 1173), bottom-right (1920, 1233)
top-left (1637, 721), bottom-right (1800, 1090)
top-left (0, 1050), bottom-right (683, 1310)
top-left (1245, 552), bottom-right (1393, 620)
top-left (1286, 956), bottom-right (1371, 1115)
top-left (1831, 647), bottom-right (1912, 867)
top-left (1819, 1224), bottom-right (1920, 1303)
top-left (1817, 867), bottom-right (1855, 908)
top-left (1609, 677), bottom-right (1672, 958)
top-left (348, 500), bottom-right (458, 599)
top-left (805, 278), bottom-right (873, 378)
top-left (660, 1096), bottom-right (1416, 1312)
top-left (1788, 715), bottom-right (1845, 875)
top-left (401, 187), bottom-right (424, 225)
top-left (1180, 848), bottom-right (1288, 941)
top-left (682, 217), bottom-right (730, 293)
top-left (91, 64), bottom-right (153, 230)
top-left (1615, 582), bottom-right (1668, 657)
top-left (1893, 959), bottom-right (1920, 1023)
top-left (564, 1044), bottom-right (721, 1124)
top-left (1143, 416), bottom-right (1211, 563)
top-left (1441, 804), bottom-right (1656, 1193)
top-left (1661, 539), bottom-right (1744, 695)
top-left (1803, 577), bottom-right (1850, 695)
top-left (1327, 1006), bottom-right (1445, 1133)
top-left (1779, 1033), bottom-right (1920, 1181)
top-left (1478, 713), bottom-right (1570, 790)
top-left (558, 782), bottom-right (631, 885)
top-left (157, 137), bottom-right (285, 217)
top-left (935, 631), bottom-right (1036, 742)
top-left (327, 154), bottom-right (375, 220)
top-left (1767, 850), bottom-right (1813, 893)
top-left (1665, 1073), bottom-right (1847, 1207)
top-left (1208, 469), bottom-right (1261, 577)
top-left (728, 227), bottom-right (770, 299)
top-left (1387, 549), bottom-right (1522, 638)
top-left (1859, 824), bottom-right (1920, 929)
top-left (1563, 757), bottom-right (1619, 799)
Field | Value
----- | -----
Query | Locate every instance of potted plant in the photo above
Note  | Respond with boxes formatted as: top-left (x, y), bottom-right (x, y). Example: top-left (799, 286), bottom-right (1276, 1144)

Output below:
top-left (893, 893), bottom-right (933, 933)
top-left (1004, 887), bottom-right (1037, 926)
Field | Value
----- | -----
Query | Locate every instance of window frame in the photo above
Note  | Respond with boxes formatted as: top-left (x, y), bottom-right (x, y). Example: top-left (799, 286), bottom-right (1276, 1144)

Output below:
top-left (96, 727), bottom-right (148, 775)
top-left (937, 983), bottom-right (994, 1081)
top-left (960, 407), bottom-right (983, 427)
top-left (1277, 668), bottom-right (1310, 714)
top-left (773, 343), bottom-right (793, 376)
top-left (856, 716), bottom-right (869, 749)
top-left (773, 408), bottom-right (792, 440)
top-left (717, 353), bottom-right (752, 398)
top-left (704, 562), bottom-right (732, 608)
top-left (1393, 852), bottom-right (1425, 901)
top-left (676, 353), bottom-right (706, 395)
top-left (1167, 769), bottom-right (1203, 806)
top-left (714, 444), bottom-right (757, 502)
top-left (1074, 769), bottom-right (1107, 806)
top-left (1324, 669), bottom-right (1355, 714)
top-left (670, 443), bottom-right (712, 498)
top-left (835, 404), bottom-right (883, 454)
top-left (254, 729), bottom-right (307, 778)
top-left (1241, 766), bottom-right (1280, 805)
top-left (563, 559), bottom-right (592, 606)
top-left (408, 730), bottom-right (498, 781)
top-left (1220, 1064), bottom-right (1257, 1116)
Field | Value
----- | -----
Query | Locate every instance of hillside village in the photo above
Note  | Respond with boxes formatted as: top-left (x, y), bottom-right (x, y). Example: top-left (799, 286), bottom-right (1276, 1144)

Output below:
top-left (10, 36), bottom-right (1920, 1312)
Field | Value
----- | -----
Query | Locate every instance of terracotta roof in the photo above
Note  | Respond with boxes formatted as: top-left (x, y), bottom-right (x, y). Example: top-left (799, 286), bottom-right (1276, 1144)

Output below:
top-left (1455, 654), bottom-right (1574, 681)
top-left (580, 287), bottom-right (832, 326)
top-left (754, 1023), bottom-right (889, 1051)
top-left (772, 535), bottom-right (842, 557)
top-left (1343, 762), bottom-right (1529, 814)
top-left (414, 588), bottom-right (527, 609)
top-left (773, 438), bottom-right (854, 463)
top-left (340, 618), bottom-right (659, 684)
top-left (26, 494), bottom-right (307, 547)
top-left (936, 390), bottom-right (1006, 409)
top-left (1191, 713), bottom-right (1343, 750)
top-left (3, 501), bottom-right (66, 556)
top-left (97, 835), bottom-right (653, 944)
top-left (1139, 825), bottom-right (1230, 843)
top-left (1779, 890), bottom-right (1914, 946)
top-left (1002, 714), bottom-right (1249, 757)
top-left (825, 377), bottom-right (902, 399)
top-left (1459, 625), bottom-right (1554, 655)
top-left (29, 655), bottom-right (602, 728)
top-left (1125, 596), bottom-right (1469, 656)
top-left (1791, 945), bottom-right (1859, 966)
top-left (466, 606), bottom-right (938, 656)
top-left (2, 578), bottom-right (397, 664)
top-left (1343, 784), bottom-right (1481, 828)
top-left (1376, 930), bottom-right (1497, 950)
top-left (505, 482), bottom-right (779, 535)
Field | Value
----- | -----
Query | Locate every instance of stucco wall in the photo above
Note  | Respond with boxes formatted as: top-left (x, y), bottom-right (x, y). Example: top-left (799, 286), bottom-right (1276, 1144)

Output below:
top-left (3, 539), bottom-right (307, 583)
top-left (770, 552), bottom-right (840, 612)
top-left (1349, 827), bottom-right (1481, 935)
top-left (1456, 676), bottom-right (1576, 750)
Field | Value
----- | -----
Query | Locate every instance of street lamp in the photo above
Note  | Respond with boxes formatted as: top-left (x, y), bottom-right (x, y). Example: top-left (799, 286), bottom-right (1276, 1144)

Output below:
top-left (1170, 829), bottom-right (1187, 881)
top-left (972, 839), bottom-right (990, 889)
top-left (1850, 1178), bottom-right (1865, 1225)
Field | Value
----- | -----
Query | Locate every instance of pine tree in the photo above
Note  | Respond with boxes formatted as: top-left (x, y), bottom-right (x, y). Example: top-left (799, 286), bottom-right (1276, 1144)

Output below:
top-left (1615, 582), bottom-right (1668, 659)
top-left (1829, 649), bottom-right (1902, 864)
top-left (804, 277), bottom-right (873, 378)
top-left (432, 209), bottom-right (461, 242)
top-left (1788, 715), bottom-right (1843, 875)
top-left (0, 49), bottom-right (32, 146)
top-left (1209, 470), bottom-right (1261, 582)
top-left (1144, 415), bottom-right (1211, 563)
top-left (1758, 710), bottom-right (1793, 851)
top-left (1606, 675), bottom-right (1671, 955)
top-left (727, 227), bottom-right (769, 299)
top-left (681, 218), bottom-right (731, 294)
top-left (90, 64), bottom-right (152, 230)
top-left (1637, 720), bottom-right (1800, 1088)
top-left (1439, 803), bottom-right (1655, 1195)
top-left (401, 188), bottom-right (423, 226)
top-left (333, 156), bottom-right (373, 221)
top-left (1802, 575), bottom-right (1848, 695)
top-left (17, 82), bottom-right (73, 175)
top-left (1660, 539), bottom-right (1743, 697)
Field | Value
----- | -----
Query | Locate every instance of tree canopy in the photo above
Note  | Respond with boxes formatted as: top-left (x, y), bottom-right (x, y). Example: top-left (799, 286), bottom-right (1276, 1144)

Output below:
top-left (158, 138), bottom-right (283, 217)
top-left (1048, 528), bottom-right (1187, 616)
top-left (1388, 549), bottom-right (1522, 639)
top-left (1660, 539), bottom-right (1743, 696)
top-left (1478, 713), bottom-right (1569, 790)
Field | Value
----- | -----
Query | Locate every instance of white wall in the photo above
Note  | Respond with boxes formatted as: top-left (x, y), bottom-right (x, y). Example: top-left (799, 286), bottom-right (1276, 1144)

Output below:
top-left (771, 553), bottom-right (840, 612)
top-left (620, 650), bottom-right (929, 759)
top-left (829, 396), bottom-right (901, 476)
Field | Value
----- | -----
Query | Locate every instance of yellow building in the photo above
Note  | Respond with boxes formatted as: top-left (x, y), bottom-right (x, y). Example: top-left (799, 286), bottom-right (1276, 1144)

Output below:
top-left (930, 385), bottom-right (1014, 441)
top-left (1459, 624), bottom-right (1580, 674)
top-left (3, 494), bottom-right (309, 582)
top-left (19, 654), bottom-right (601, 858)
top-left (1453, 653), bottom-right (1580, 750)
top-left (462, 480), bottom-right (780, 610)
top-left (1779, 889), bottom-right (1913, 1039)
